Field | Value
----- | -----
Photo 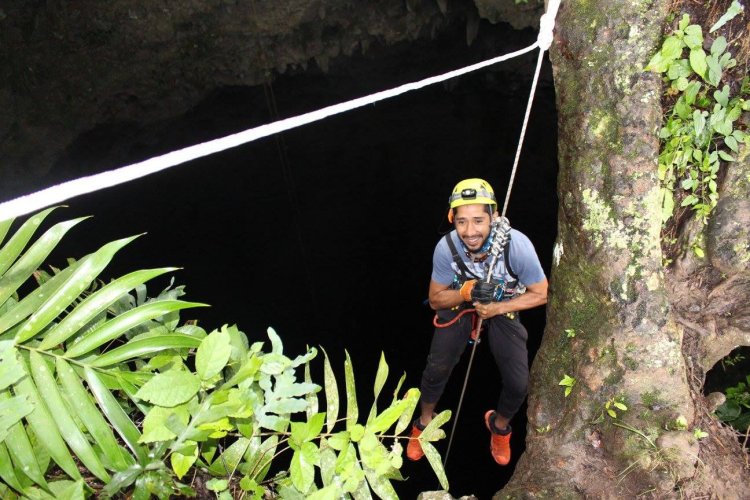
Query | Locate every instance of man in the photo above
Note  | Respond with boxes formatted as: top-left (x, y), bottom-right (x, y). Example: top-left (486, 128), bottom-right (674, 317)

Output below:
top-left (407, 178), bottom-right (548, 466)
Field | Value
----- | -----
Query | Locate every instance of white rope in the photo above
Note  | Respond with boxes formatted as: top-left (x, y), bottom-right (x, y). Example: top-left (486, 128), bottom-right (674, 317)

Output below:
top-left (500, 0), bottom-right (559, 217)
top-left (0, 42), bottom-right (540, 222)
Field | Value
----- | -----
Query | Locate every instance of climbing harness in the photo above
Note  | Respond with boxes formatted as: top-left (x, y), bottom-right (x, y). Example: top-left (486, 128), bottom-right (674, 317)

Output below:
top-left (441, 0), bottom-right (561, 468)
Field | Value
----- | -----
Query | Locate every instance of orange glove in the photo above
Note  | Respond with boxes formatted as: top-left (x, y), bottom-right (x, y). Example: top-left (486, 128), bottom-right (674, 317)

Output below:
top-left (459, 280), bottom-right (476, 302)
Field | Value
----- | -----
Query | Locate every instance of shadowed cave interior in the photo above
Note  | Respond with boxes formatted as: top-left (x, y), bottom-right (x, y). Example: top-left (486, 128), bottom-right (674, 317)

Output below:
top-left (36, 17), bottom-right (559, 499)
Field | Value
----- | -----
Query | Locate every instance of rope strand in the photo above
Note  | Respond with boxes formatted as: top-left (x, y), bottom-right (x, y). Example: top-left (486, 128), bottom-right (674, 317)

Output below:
top-left (0, 43), bottom-right (539, 221)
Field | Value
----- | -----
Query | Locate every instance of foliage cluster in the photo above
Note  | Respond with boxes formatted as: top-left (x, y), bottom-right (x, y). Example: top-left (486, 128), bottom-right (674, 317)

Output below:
top-left (715, 374), bottom-right (750, 433)
top-left (0, 209), bottom-right (449, 499)
top-left (646, 12), bottom-right (749, 254)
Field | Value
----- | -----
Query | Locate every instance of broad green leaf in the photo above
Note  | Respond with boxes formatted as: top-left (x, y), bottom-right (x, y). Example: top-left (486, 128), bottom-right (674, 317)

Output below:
top-left (15, 235), bottom-right (140, 343)
top-left (196, 327), bottom-right (231, 380)
top-left (683, 24), bottom-right (703, 50)
top-left (684, 81), bottom-right (701, 105)
top-left (244, 435), bottom-right (278, 482)
top-left (140, 405), bottom-right (189, 443)
top-left (290, 442), bottom-right (318, 493)
top-left (84, 367), bottom-right (147, 463)
top-left (689, 48), bottom-right (707, 79)
top-left (646, 36), bottom-right (683, 72)
top-left (0, 218), bottom-right (13, 247)
top-left (0, 207), bottom-right (58, 277)
top-left (0, 262), bottom-right (80, 336)
top-left (0, 341), bottom-right (24, 391)
top-left (421, 440), bottom-right (449, 490)
top-left (328, 431), bottom-right (350, 451)
top-left (718, 150), bottom-right (735, 162)
top-left (0, 442), bottom-right (25, 492)
top-left (304, 354), bottom-right (318, 419)
top-left (0, 217), bottom-right (86, 307)
top-left (171, 446), bottom-right (198, 480)
top-left (678, 13), bottom-right (690, 31)
top-left (711, 36), bottom-right (728, 56)
top-left (693, 110), bottom-right (706, 137)
top-left (421, 409), bottom-right (451, 442)
top-left (38, 268), bottom-right (176, 350)
top-left (350, 424), bottom-right (365, 442)
top-left (267, 327), bottom-right (283, 354)
top-left (390, 372), bottom-right (406, 405)
top-left (29, 351), bottom-right (110, 482)
top-left (291, 412), bottom-right (326, 447)
top-left (349, 453), bottom-right (373, 500)
top-left (0, 394), bottom-right (33, 442)
top-left (13, 357), bottom-right (80, 480)
top-left (91, 334), bottom-right (202, 367)
top-left (66, 300), bottom-right (205, 358)
top-left (667, 59), bottom-right (691, 80)
top-left (322, 348), bottom-right (339, 433)
top-left (394, 388), bottom-right (420, 435)
top-left (319, 442), bottom-right (336, 486)
top-left (134, 369), bottom-right (200, 407)
top-left (681, 194), bottom-right (699, 207)
top-left (308, 484), bottom-right (340, 500)
top-left (674, 76), bottom-right (689, 91)
top-left (725, 135), bottom-right (739, 152)
top-left (368, 352), bottom-right (389, 424)
top-left (264, 396), bottom-right (307, 415)
top-left (208, 437), bottom-right (250, 476)
top-left (55, 358), bottom-right (131, 471)
top-left (49, 479), bottom-right (85, 500)
top-left (4, 426), bottom-right (49, 489)
top-left (364, 467), bottom-right (398, 500)
top-left (368, 402), bottom-right (406, 435)
top-left (709, 1), bottom-right (744, 33)
top-left (344, 350), bottom-right (358, 431)
top-left (359, 432), bottom-right (390, 474)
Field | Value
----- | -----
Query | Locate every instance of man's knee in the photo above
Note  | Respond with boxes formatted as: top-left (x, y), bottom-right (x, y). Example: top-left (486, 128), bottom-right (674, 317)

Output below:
top-left (422, 353), bottom-right (456, 385)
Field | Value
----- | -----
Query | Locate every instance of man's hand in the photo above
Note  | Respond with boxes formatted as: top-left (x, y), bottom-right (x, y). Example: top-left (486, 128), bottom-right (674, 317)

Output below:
top-left (471, 281), bottom-right (496, 304)
top-left (459, 280), bottom-right (476, 302)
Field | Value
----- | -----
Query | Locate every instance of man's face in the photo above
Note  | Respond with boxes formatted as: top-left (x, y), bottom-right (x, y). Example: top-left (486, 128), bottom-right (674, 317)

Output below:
top-left (454, 204), bottom-right (493, 252)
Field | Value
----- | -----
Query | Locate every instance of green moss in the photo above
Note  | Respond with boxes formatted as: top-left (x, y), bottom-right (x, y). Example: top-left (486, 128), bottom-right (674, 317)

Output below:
top-left (623, 355), bottom-right (639, 370)
top-left (604, 366), bottom-right (625, 385)
top-left (641, 389), bottom-right (664, 409)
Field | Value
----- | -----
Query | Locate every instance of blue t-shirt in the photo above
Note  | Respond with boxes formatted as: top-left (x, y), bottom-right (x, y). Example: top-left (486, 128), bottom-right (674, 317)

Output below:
top-left (431, 228), bottom-right (546, 289)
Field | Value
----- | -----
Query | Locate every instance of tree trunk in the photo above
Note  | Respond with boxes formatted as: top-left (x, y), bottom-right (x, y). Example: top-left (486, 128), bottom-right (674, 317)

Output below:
top-left (499, 1), bottom-right (750, 497)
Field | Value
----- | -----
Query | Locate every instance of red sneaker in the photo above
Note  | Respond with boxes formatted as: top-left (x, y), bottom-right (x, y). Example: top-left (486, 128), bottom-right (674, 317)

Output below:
top-left (406, 421), bottom-right (424, 461)
top-left (484, 410), bottom-right (512, 466)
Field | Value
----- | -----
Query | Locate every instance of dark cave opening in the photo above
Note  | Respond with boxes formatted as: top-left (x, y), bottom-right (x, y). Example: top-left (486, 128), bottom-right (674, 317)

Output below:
top-left (39, 19), bottom-right (558, 499)
top-left (704, 346), bottom-right (750, 442)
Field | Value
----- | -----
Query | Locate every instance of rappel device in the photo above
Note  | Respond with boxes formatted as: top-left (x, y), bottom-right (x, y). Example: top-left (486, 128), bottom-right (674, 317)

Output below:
top-left (443, 215), bottom-right (511, 466)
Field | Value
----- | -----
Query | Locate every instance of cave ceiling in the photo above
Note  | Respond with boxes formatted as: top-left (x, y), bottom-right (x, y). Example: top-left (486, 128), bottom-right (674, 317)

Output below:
top-left (0, 0), bottom-right (544, 199)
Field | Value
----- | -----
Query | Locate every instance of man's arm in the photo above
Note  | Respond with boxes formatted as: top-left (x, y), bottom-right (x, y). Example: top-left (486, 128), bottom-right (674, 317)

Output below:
top-left (475, 278), bottom-right (548, 320)
top-left (428, 279), bottom-right (466, 311)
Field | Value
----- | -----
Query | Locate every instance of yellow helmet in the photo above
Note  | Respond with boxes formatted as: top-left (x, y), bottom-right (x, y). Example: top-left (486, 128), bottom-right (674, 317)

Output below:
top-left (447, 178), bottom-right (496, 223)
top-left (448, 178), bottom-right (496, 210)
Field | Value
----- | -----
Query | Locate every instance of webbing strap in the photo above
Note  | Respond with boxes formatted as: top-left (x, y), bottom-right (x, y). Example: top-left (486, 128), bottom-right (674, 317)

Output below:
top-left (444, 234), bottom-right (480, 283)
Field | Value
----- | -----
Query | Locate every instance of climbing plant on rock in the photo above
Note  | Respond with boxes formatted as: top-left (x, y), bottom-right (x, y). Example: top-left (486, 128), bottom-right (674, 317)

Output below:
top-left (647, 12), bottom-right (749, 255)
